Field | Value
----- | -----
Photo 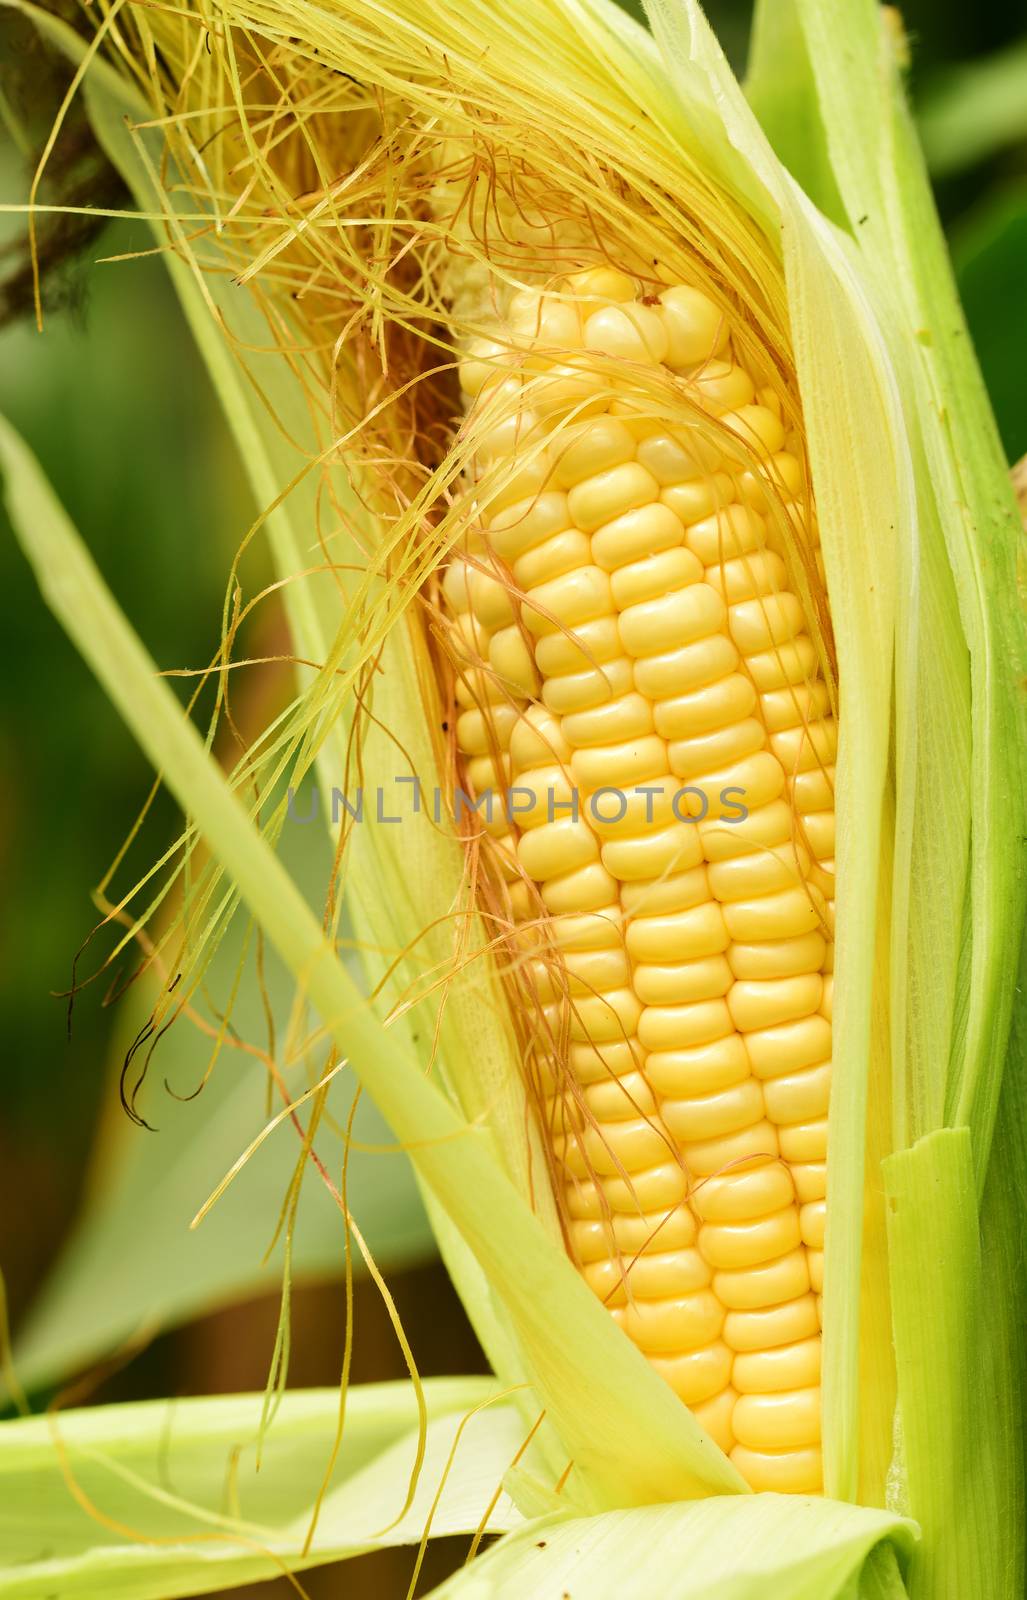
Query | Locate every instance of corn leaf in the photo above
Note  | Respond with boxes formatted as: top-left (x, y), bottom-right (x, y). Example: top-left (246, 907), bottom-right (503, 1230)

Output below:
top-left (423, 1498), bottom-right (915, 1600)
top-left (0, 410), bottom-right (746, 1510)
top-left (8, 825), bottom-right (433, 1400)
top-left (855, 1543), bottom-right (909, 1600)
top-left (917, 41), bottom-right (1027, 178)
top-left (0, 1378), bottom-right (521, 1598)
top-left (952, 186), bottom-right (1027, 464)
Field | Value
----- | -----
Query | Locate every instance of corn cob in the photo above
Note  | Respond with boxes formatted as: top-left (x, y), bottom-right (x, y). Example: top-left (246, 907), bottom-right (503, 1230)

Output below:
top-left (439, 265), bottom-right (835, 1493)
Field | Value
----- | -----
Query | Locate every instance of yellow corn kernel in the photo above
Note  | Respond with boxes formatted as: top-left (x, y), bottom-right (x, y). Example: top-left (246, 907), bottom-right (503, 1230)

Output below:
top-left (684, 1120), bottom-right (781, 1178)
top-left (632, 633), bottom-right (738, 699)
top-left (584, 302), bottom-right (670, 365)
top-left (692, 1386), bottom-right (737, 1454)
top-left (763, 1061), bottom-right (832, 1124)
top-left (619, 1290), bottom-right (725, 1355)
top-left (659, 474), bottom-right (736, 523)
top-left (489, 625), bottom-right (539, 696)
top-left (732, 1387), bottom-right (821, 1450)
top-left (542, 656), bottom-right (634, 714)
top-left (724, 1294), bottom-right (821, 1353)
top-left (660, 1078), bottom-right (765, 1143)
top-left (644, 1036), bottom-right (751, 1098)
top-left (626, 901), bottom-right (728, 964)
top-left (653, 673), bottom-right (756, 739)
top-left (619, 862), bottom-right (710, 912)
top-left (601, 824), bottom-right (704, 881)
top-left (632, 956), bottom-right (733, 1005)
top-left (561, 692), bottom-right (655, 747)
top-left (658, 285), bottom-right (730, 369)
top-left (727, 974), bottom-right (824, 1032)
top-left (650, 1341), bottom-right (734, 1405)
top-left (581, 1066), bottom-right (655, 1119)
top-left (727, 932), bottom-right (827, 981)
top-left (732, 1335), bottom-right (821, 1394)
top-left (778, 1118), bottom-right (829, 1163)
top-left (698, 1207), bottom-right (801, 1270)
top-left (691, 1161), bottom-right (795, 1223)
top-left (568, 462), bottom-right (659, 533)
top-left (745, 1015), bottom-right (833, 1079)
top-left (618, 584), bottom-right (726, 658)
top-left (610, 549), bottom-right (703, 609)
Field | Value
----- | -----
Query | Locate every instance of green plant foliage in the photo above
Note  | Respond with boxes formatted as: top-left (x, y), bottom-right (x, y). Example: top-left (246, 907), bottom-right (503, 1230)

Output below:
top-left (1, 1), bottom-right (1024, 1596)
top-left (0, 1378), bottom-right (522, 1597)
top-left (8, 822), bottom-right (434, 1400)
top-left (952, 186), bottom-right (1027, 463)
top-left (916, 40), bottom-right (1027, 178)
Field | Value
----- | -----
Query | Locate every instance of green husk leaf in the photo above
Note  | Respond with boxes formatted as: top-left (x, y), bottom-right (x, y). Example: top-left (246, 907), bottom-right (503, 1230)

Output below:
top-left (883, 1129), bottom-right (1006, 1599)
top-left (0, 1378), bottom-right (520, 1598)
top-left (424, 1497), bottom-right (915, 1600)
top-left (0, 411), bottom-right (744, 1510)
top-left (951, 185), bottom-right (1027, 464)
top-left (855, 1542), bottom-right (909, 1600)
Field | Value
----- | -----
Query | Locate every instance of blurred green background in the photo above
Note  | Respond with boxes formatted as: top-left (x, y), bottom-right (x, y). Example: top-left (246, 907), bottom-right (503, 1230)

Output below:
top-left (0, 1), bottom-right (1025, 1594)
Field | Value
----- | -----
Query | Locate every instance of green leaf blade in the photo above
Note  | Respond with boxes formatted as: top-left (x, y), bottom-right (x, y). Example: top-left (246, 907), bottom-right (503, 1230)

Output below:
top-left (0, 1379), bottom-right (520, 1598)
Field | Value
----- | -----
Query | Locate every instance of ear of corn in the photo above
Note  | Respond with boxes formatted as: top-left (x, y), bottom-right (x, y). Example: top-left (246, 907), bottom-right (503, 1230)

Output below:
top-left (439, 259), bottom-right (836, 1492)
top-left (9, 0), bottom-right (1024, 1593)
